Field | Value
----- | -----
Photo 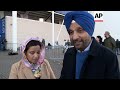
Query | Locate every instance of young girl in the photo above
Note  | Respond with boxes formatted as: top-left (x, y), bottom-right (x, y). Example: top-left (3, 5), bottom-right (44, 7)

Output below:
top-left (9, 37), bottom-right (56, 79)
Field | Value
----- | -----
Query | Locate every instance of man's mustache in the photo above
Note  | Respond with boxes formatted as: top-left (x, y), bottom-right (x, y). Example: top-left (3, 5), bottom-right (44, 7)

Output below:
top-left (72, 40), bottom-right (82, 44)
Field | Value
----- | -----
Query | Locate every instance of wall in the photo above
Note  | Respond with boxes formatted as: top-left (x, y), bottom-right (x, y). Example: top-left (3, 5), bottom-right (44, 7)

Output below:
top-left (5, 16), bottom-right (69, 50)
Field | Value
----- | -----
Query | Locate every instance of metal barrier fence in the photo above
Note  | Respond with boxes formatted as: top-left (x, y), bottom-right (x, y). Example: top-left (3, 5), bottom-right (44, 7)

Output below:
top-left (45, 46), bottom-right (65, 61)
top-left (45, 46), bottom-right (74, 61)
top-left (6, 43), bottom-right (72, 61)
top-left (6, 43), bottom-right (65, 60)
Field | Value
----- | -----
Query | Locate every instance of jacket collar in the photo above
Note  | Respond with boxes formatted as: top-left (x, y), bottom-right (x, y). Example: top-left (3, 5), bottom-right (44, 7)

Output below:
top-left (88, 37), bottom-right (101, 56)
top-left (68, 37), bottom-right (100, 56)
top-left (21, 61), bottom-right (35, 79)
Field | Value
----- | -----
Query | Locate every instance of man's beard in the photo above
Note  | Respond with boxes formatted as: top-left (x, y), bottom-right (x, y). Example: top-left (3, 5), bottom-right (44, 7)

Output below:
top-left (72, 39), bottom-right (90, 51)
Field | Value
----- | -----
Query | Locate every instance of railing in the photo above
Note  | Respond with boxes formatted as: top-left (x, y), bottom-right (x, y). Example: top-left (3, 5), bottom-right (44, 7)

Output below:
top-left (45, 46), bottom-right (64, 61)
top-left (5, 43), bottom-right (73, 61)
top-left (45, 45), bottom-right (74, 61)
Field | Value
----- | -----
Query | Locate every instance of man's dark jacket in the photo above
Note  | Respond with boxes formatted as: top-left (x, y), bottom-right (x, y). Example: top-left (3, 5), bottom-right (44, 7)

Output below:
top-left (60, 38), bottom-right (119, 79)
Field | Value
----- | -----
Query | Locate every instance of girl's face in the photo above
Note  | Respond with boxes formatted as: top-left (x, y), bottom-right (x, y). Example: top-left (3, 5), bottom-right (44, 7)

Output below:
top-left (25, 45), bottom-right (41, 64)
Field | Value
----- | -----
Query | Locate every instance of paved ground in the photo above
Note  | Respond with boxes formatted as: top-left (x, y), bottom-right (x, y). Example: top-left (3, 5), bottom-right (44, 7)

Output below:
top-left (0, 50), bottom-right (120, 79)
top-left (0, 50), bottom-right (63, 79)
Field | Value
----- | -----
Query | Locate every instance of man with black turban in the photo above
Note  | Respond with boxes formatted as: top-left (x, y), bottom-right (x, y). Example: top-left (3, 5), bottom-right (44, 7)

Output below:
top-left (60, 11), bottom-right (119, 79)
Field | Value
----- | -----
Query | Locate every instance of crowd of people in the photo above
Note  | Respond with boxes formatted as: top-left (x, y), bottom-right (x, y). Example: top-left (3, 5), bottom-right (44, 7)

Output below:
top-left (95, 31), bottom-right (120, 55)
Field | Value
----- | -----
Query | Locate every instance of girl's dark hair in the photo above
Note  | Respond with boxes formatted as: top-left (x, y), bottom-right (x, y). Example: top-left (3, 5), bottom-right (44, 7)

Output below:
top-left (97, 36), bottom-right (103, 44)
top-left (24, 40), bottom-right (43, 54)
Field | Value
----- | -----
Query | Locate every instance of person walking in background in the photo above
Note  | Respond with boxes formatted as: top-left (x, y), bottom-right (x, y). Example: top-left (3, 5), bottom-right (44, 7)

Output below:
top-left (104, 31), bottom-right (116, 53)
top-left (96, 35), bottom-right (103, 45)
top-left (42, 38), bottom-right (45, 46)
top-left (9, 37), bottom-right (56, 79)
top-left (116, 39), bottom-right (120, 55)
